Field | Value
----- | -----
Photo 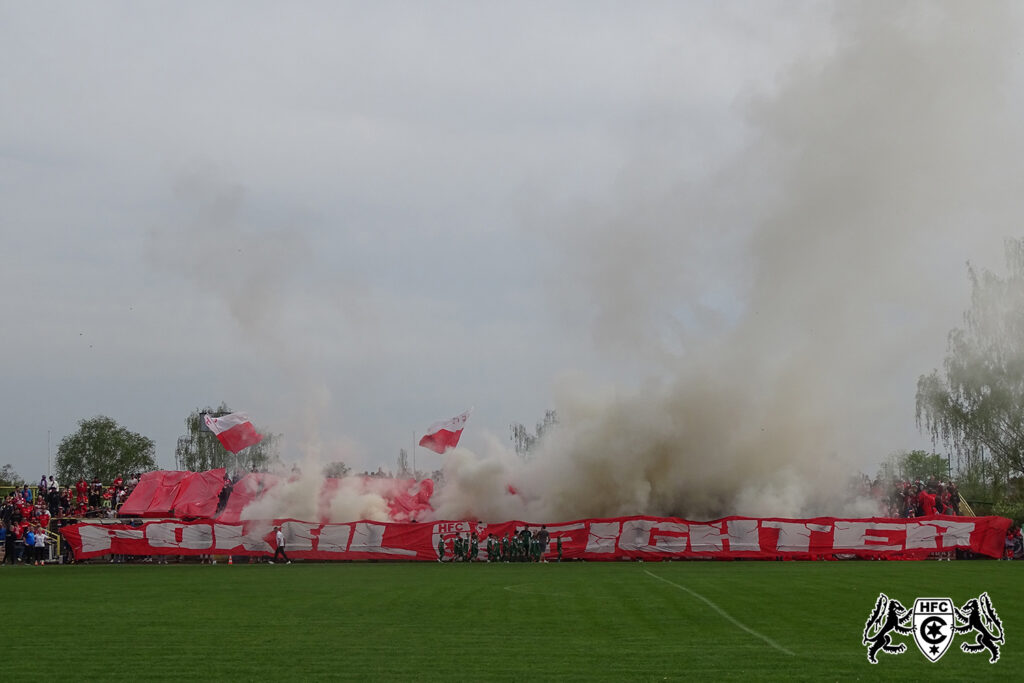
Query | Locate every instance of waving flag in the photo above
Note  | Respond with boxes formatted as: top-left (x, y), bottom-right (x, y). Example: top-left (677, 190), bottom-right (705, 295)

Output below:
top-left (204, 412), bottom-right (264, 453)
top-left (418, 409), bottom-right (471, 454)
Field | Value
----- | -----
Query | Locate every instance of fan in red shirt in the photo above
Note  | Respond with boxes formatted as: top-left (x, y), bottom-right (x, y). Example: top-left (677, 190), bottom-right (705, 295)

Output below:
top-left (917, 487), bottom-right (937, 516)
top-left (35, 504), bottom-right (51, 530)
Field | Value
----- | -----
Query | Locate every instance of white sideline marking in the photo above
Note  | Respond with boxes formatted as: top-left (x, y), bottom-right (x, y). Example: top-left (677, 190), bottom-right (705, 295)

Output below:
top-left (644, 569), bottom-right (795, 656)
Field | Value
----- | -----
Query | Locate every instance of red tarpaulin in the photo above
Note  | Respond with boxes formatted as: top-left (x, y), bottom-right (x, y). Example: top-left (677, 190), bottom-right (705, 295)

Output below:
top-left (118, 470), bottom-right (225, 518)
top-left (172, 468), bottom-right (226, 518)
top-left (116, 471), bottom-right (166, 517)
top-left (63, 514), bottom-right (1011, 561)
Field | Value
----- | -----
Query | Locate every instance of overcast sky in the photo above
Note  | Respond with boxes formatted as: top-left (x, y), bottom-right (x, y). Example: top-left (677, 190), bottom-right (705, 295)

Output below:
top-left (2, 2), bottom-right (1021, 485)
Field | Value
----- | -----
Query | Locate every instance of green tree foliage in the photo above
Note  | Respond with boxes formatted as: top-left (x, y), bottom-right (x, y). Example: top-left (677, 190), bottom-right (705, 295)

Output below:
top-left (876, 450), bottom-right (949, 483)
top-left (176, 403), bottom-right (280, 473)
top-left (56, 416), bottom-right (157, 483)
top-left (917, 238), bottom-right (1024, 481)
top-left (1, 463), bottom-right (23, 486)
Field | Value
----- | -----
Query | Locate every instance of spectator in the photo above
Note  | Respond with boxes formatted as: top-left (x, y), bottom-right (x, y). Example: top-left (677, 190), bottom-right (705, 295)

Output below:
top-left (1004, 526), bottom-right (1021, 560)
top-left (918, 486), bottom-right (937, 516)
top-left (24, 526), bottom-right (35, 565)
top-left (3, 523), bottom-right (14, 564)
top-left (34, 524), bottom-right (46, 565)
top-left (75, 477), bottom-right (88, 513)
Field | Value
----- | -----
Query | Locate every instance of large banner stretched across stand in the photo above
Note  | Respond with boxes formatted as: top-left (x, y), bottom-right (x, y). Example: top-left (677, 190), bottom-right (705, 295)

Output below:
top-left (61, 514), bottom-right (1010, 561)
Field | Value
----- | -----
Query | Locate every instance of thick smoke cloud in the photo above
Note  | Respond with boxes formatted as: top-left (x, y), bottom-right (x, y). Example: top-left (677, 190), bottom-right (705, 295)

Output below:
top-left (149, 168), bottom-right (398, 518)
top-left (431, 2), bottom-right (1024, 522)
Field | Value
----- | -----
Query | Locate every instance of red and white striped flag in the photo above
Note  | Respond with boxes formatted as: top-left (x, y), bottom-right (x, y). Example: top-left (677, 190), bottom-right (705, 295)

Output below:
top-left (204, 412), bottom-right (264, 454)
top-left (418, 409), bottom-right (471, 454)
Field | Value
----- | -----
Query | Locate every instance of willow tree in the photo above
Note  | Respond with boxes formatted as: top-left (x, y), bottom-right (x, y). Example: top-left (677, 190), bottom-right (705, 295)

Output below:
top-left (917, 239), bottom-right (1024, 483)
top-left (175, 404), bottom-right (281, 473)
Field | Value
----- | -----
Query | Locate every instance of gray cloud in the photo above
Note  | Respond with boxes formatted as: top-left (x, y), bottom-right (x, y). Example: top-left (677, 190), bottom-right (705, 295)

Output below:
top-left (2, 2), bottom-right (1019, 513)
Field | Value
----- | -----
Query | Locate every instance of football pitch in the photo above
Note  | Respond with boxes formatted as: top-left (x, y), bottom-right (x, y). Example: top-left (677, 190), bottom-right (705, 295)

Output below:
top-left (6, 560), bottom-right (1020, 680)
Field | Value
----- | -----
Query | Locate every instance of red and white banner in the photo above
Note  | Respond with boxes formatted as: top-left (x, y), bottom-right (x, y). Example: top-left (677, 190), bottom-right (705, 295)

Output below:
top-left (418, 409), bottom-right (471, 454)
top-left (204, 412), bottom-right (263, 454)
top-left (61, 514), bottom-right (1010, 561)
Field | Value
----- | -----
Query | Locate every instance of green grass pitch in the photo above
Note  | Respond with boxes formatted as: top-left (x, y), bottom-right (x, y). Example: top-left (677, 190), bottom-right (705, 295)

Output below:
top-left (4, 559), bottom-right (1021, 680)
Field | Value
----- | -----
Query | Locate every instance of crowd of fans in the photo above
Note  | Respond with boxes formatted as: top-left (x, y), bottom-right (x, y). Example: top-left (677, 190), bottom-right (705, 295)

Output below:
top-left (4, 469), bottom-right (1024, 564)
top-left (884, 479), bottom-right (961, 518)
top-left (1, 473), bottom-right (140, 566)
top-left (847, 474), bottom-right (963, 518)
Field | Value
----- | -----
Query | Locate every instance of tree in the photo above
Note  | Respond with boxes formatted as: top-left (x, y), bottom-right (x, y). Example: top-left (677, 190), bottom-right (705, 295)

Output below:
top-left (175, 404), bottom-right (281, 473)
top-left (0, 463), bottom-right (23, 487)
top-left (397, 448), bottom-right (411, 477)
top-left (917, 238), bottom-right (1024, 483)
top-left (56, 416), bottom-right (157, 483)
top-left (323, 461), bottom-right (351, 478)
top-left (510, 410), bottom-right (558, 458)
top-left (877, 450), bottom-right (950, 483)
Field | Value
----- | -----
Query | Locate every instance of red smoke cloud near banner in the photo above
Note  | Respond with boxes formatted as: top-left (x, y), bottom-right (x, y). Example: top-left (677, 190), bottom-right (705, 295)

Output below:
top-left (62, 514), bottom-right (1009, 561)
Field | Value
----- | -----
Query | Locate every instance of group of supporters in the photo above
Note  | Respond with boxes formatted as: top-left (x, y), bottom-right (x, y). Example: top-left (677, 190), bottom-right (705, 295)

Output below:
top-left (438, 525), bottom-right (562, 563)
top-left (886, 479), bottom-right (961, 518)
top-left (0, 473), bottom-right (139, 566)
top-left (64, 475), bottom-right (136, 517)
top-left (1, 486), bottom-right (53, 566)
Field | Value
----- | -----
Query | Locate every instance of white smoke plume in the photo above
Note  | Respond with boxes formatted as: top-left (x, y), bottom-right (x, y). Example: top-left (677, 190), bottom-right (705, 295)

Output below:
top-left (431, 2), bottom-right (1024, 522)
top-left (239, 471), bottom-right (401, 524)
top-left (148, 166), bottom-right (381, 517)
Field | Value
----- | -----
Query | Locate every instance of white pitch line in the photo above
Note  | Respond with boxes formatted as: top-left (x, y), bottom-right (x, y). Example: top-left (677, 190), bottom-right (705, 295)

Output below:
top-left (643, 569), bottom-right (795, 656)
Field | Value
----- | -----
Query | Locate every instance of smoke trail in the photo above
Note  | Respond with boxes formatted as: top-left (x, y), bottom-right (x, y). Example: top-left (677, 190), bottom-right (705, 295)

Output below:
top-left (149, 166), bottom-right (380, 515)
top-left (432, 2), bottom-right (1024, 521)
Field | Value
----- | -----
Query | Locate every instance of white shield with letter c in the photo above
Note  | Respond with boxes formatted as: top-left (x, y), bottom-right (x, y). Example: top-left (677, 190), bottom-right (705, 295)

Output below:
top-left (912, 597), bottom-right (954, 662)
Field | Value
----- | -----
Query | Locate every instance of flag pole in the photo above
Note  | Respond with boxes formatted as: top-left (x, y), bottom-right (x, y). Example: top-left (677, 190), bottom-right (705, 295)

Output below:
top-left (412, 431), bottom-right (417, 480)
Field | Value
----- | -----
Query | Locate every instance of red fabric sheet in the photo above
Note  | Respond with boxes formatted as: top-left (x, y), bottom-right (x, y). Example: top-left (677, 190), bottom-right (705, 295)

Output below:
top-left (172, 468), bottom-right (226, 518)
top-left (117, 471), bottom-right (165, 517)
top-left (63, 514), bottom-right (1011, 561)
top-left (118, 470), bottom-right (225, 518)
top-left (118, 471), bottom-right (190, 517)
